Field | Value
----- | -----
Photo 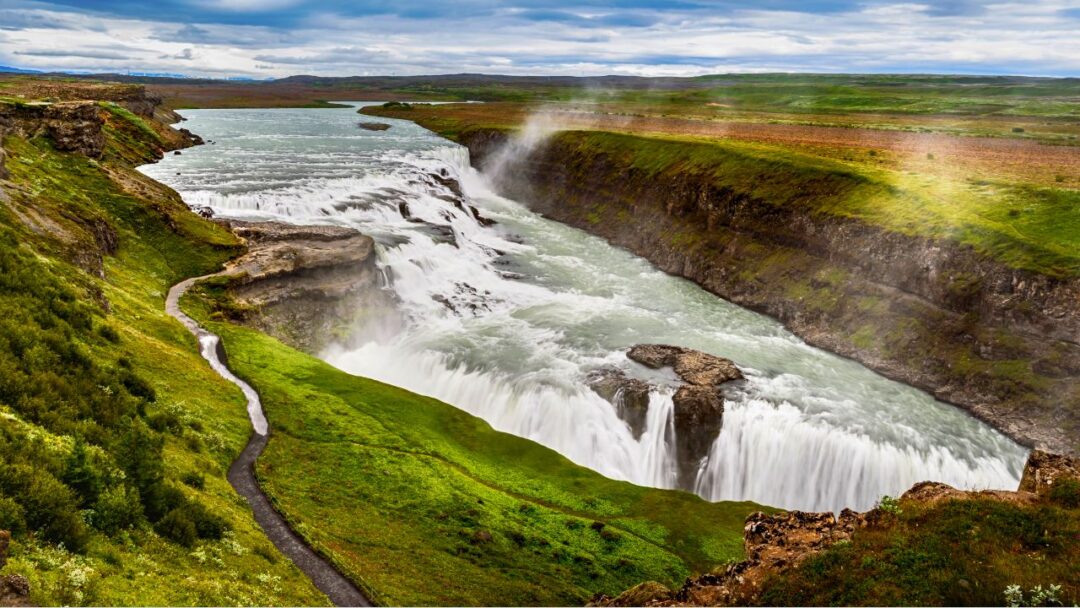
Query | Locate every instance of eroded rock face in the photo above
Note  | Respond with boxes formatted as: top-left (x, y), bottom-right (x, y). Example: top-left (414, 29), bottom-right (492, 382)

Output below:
top-left (1019, 449), bottom-right (1080, 495)
top-left (587, 369), bottom-right (652, 439)
top-left (588, 345), bottom-right (743, 487)
top-left (0, 531), bottom-right (30, 608)
top-left (44, 102), bottom-right (105, 157)
top-left (218, 220), bottom-right (393, 353)
top-left (629, 344), bottom-right (743, 486)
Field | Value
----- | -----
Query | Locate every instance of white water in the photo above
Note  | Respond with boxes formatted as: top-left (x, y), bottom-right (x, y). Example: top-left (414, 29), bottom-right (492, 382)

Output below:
top-left (141, 104), bottom-right (1028, 512)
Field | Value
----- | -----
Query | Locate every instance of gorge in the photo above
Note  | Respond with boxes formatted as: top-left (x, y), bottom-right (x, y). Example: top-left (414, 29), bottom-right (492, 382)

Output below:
top-left (140, 103), bottom-right (1028, 514)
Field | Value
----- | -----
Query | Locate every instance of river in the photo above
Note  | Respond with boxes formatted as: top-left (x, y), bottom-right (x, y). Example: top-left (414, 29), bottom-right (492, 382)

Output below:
top-left (140, 103), bottom-right (1028, 512)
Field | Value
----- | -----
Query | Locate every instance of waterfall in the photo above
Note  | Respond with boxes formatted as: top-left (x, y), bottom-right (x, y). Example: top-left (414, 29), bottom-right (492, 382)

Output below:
top-left (141, 105), bottom-right (1029, 513)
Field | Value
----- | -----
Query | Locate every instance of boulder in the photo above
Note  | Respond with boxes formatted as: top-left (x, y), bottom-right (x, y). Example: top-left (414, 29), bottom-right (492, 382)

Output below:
top-left (673, 385), bottom-right (725, 481)
top-left (358, 122), bottom-right (392, 131)
top-left (591, 581), bottom-right (673, 607)
top-left (215, 220), bottom-right (393, 353)
top-left (628, 344), bottom-right (743, 385)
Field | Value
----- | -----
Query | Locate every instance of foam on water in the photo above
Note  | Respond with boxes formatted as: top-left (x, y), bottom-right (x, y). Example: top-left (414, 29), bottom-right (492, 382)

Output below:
top-left (141, 104), bottom-right (1028, 511)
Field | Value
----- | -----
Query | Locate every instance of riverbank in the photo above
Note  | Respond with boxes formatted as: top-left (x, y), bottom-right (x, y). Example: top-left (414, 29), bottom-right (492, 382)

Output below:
top-left (362, 103), bottom-right (1080, 456)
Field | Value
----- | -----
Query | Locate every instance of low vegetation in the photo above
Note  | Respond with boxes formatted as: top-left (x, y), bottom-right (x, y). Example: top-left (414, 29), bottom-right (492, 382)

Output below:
top-left (185, 280), bottom-right (762, 605)
top-left (757, 489), bottom-right (1080, 606)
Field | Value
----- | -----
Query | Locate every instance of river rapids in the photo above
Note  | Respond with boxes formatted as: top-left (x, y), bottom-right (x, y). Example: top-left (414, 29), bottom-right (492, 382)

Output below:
top-left (141, 104), bottom-right (1028, 512)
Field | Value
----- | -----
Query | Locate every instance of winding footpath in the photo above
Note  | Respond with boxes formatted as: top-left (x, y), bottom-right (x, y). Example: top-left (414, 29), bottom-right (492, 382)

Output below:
top-left (166, 274), bottom-right (372, 608)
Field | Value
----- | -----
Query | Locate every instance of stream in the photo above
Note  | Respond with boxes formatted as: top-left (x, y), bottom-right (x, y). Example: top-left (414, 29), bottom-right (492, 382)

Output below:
top-left (141, 104), bottom-right (1028, 512)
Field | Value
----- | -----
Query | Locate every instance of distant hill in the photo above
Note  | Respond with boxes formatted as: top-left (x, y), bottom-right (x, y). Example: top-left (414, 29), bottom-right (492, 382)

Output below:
top-left (0, 65), bottom-right (42, 74)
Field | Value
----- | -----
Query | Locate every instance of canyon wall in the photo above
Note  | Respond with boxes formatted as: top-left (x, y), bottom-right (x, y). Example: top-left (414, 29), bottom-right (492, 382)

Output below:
top-left (456, 128), bottom-right (1080, 455)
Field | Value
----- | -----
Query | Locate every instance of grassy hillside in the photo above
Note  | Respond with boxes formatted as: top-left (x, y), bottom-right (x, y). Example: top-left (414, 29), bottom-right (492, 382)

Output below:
top-left (0, 99), bottom-right (328, 605)
top-left (184, 280), bottom-right (762, 606)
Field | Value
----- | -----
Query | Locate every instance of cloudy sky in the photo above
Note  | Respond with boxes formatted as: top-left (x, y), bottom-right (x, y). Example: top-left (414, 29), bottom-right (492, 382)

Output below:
top-left (1, 0), bottom-right (1079, 78)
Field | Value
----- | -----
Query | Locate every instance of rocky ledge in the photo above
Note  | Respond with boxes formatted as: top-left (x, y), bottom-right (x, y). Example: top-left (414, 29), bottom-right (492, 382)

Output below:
top-left (589, 344), bottom-right (744, 488)
top-left (592, 449), bottom-right (1079, 607)
top-left (213, 220), bottom-right (389, 353)
top-left (0, 531), bottom-right (29, 607)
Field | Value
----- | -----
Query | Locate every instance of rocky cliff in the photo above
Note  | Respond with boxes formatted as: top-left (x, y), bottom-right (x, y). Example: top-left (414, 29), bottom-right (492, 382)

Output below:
top-left (454, 128), bottom-right (1080, 456)
top-left (209, 220), bottom-right (389, 353)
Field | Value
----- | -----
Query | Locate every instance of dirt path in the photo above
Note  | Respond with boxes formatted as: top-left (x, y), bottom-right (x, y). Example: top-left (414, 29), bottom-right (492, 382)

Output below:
top-left (166, 274), bottom-right (372, 608)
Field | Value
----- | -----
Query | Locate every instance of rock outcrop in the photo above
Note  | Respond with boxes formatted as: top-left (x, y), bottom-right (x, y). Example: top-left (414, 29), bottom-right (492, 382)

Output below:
top-left (589, 345), bottom-right (743, 487)
top-left (215, 220), bottom-right (392, 353)
top-left (1018, 449), bottom-right (1080, 495)
top-left (0, 531), bottom-right (30, 607)
top-left (630, 344), bottom-right (743, 487)
top-left (593, 450), bottom-right (1080, 607)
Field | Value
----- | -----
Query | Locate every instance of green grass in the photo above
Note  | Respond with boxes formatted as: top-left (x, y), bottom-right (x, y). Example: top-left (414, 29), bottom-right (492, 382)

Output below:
top-left (184, 283), bottom-right (763, 606)
top-left (0, 106), bottom-right (327, 605)
top-left (758, 492), bottom-right (1080, 606)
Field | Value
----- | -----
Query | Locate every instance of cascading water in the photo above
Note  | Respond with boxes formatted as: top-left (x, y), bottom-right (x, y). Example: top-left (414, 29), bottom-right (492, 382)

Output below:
top-left (141, 104), bottom-right (1029, 512)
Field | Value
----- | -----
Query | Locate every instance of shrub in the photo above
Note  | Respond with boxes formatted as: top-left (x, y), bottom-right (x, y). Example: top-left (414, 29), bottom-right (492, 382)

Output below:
top-left (185, 501), bottom-right (228, 540)
top-left (0, 495), bottom-right (27, 534)
top-left (181, 471), bottom-right (205, 490)
top-left (92, 485), bottom-right (144, 534)
top-left (97, 324), bottom-right (120, 343)
top-left (142, 482), bottom-right (187, 523)
top-left (877, 495), bottom-right (903, 515)
top-left (62, 438), bottom-right (103, 508)
top-left (1012, 127), bottom-right (1026, 133)
top-left (0, 464), bottom-right (88, 551)
top-left (1048, 478), bottom-right (1080, 508)
top-left (155, 508), bottom-right (197, 547)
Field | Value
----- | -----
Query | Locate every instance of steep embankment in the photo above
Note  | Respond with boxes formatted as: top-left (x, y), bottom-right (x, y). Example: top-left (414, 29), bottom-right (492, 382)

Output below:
top-left (0, 83), bottom-right (330, 605)
top-left (363, 105), bottom-right (1079, 456)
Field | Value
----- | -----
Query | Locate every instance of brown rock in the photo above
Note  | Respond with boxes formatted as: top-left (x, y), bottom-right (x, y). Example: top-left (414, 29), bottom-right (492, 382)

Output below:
top-left (591, 581), bottom-right (673, 607)
top-left (0, 531), bottom-right (30, 608)
top-left (44, 102), bottom-right (105, 157)
top-left (1018, 449), bottom-right (1080, 495)
top-left (358, 122), bottom-right (392, 131)
top-left (628, 344), bottom-right (743, 386)
top-left (627, 344), bottom-right (742, 487)
top-left (216, 220), bottom-right (394, 353)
